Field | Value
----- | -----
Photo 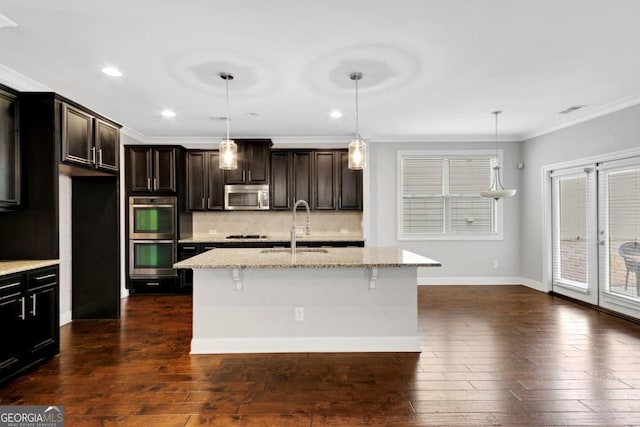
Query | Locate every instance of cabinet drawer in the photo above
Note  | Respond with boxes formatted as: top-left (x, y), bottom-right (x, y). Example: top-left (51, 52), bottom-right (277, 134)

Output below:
top-left (0, 273), bottom-right (23, 295)
top-left (27, 267), bottom-right (58, 289)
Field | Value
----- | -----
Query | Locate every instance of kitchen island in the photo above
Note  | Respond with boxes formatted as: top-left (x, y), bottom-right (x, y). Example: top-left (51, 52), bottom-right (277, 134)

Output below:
top-left (174, 247), bottom-right (440, 354)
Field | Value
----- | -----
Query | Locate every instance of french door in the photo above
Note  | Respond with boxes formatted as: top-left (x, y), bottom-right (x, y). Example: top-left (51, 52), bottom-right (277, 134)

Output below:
top-left (551, 156), bottom-right (640, 318)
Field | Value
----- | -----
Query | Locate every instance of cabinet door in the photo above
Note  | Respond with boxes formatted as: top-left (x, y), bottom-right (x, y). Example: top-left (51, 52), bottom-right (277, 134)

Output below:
top-left (293, 151), bottom-right (313, 207)
top-left (338, 151), bottom-right (363, 210)
top-left (270, 151), bottom-right (291, 210)
top-left (0, 275), bottom-right (25, 381)
top-left (186, 152), bottom-right (207, 210)
top-left (224, 143), bottom-right (247, 184)
top-left (61, 103), bottom-right (94, 167)
top-left (206, 152), bottom-right (225, 210)
top-left (246, 143), bottom-right (270, 183)
top-left (27, 284), bottom-right (58, 359)
top-left (0, 89), bottom-right (20, 210)
top-left (313, 151), bottom-right (337, 210)
top-left (127, 147), bottom-right (152, 192)
top-left (153, 148), bottom-right (177, 193)
top-left (95, 119), bottom-right (119, 172)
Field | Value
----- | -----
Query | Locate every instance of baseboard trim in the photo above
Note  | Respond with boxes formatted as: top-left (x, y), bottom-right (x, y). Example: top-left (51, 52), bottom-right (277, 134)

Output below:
top-left (60, 310), bottom-right (72, 326)
top-left (191, 336), bottom-right (422, 354)
top-left (417, 276), bottom-right (549, 293)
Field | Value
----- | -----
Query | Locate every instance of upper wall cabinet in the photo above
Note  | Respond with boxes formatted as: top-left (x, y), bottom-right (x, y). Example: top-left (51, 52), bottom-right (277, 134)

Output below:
top-left (126, 146), bottom-right (179, 194)
top-left (61, 102), bottom-right (120, 173)
top-left (0, 86), bottom-right (20, 211)
top-left (224, 139), bottom-right (272, 185)
top-left (337, 151), bottom-right (363, 210)
top-left (186, 151), bottom-right (224, 211)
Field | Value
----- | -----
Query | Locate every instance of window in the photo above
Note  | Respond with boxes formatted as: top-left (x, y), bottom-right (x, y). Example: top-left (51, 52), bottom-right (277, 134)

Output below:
top-left (398, 150), bottom-right (503, 240)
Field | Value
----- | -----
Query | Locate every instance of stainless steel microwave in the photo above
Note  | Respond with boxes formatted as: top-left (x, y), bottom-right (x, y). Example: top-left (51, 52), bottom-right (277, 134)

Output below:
top-left (224, 184), bottom-right (269, 210)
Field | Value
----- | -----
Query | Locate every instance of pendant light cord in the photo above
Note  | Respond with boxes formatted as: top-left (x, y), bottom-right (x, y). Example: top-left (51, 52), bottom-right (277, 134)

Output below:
top-left (493, 110), bottom-right (501, 167)
top-left (355, 76), bottom-right (360, 139)
top-left (225, 76), bottom-right (230, 141)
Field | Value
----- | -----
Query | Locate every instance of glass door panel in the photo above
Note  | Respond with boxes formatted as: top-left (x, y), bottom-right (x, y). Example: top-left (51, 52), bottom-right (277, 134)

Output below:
top-left (551, 167), bottom-right (598, 304)
top-left (598, 159), bottom-right (640, 314)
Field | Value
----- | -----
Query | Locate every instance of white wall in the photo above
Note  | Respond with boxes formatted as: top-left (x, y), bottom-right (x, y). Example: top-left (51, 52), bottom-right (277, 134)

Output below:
top-left (58, 175), bottom-right (72, 325)
top-left (520, 104), bottom-right (640, 284)
top-left (368, 141), bottom-right (523, 284)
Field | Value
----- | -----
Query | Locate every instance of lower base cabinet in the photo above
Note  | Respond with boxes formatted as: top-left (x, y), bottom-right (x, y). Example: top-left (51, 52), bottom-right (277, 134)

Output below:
top-left (0, 265), bottom-right (59, 385)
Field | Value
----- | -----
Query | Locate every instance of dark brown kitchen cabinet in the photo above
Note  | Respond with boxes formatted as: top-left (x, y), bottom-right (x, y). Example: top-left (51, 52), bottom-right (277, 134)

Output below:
top-left (186, 151), bottom-right (224, 210)
top-left (270, 150), bottom-right (313, 210)
top-left (338, 151), bottom-right (363, 210)
top-left (127, 146), bottom-right (178, 194)
top-left (313, 151), bottom-right (337, 210)
top-left (0, 265), bottom-right (59, 385)
top-left (224, 139), bottom-right (272, 185)
top-left (0, 85), bottom-right (20, 211)
top-left (61, 103), bottom-right (120, 173)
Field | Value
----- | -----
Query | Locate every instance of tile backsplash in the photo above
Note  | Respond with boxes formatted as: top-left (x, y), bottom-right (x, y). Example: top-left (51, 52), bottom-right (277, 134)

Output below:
top-left (192, 211), bottom-right (363, 238)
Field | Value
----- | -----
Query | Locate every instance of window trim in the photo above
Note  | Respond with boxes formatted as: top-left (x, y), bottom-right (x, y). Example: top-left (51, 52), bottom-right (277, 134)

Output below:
top-left (397, 149), bottom-right (505, 241)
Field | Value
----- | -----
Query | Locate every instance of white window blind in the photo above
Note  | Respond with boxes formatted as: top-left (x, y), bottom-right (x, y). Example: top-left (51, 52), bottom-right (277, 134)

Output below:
top-left (551, 168), bottom-right (595, 290)
top-left (399, 153), bottom-right (499, 240)
top-left (597, 157), bottom-right (640, 296)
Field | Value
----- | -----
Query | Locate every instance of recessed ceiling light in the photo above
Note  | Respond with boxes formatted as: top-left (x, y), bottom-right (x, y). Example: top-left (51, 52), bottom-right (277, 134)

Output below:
top-left (330, 110), bottom-right (343, 119)
top-left (101, 67), bottom-right (123, 77)
top-left (209, 116), bottom-right (228, 121)
top-left (161, 110), bottom-right (176, 118)
top-left (0, 14), bottom-right (18, 28)
top-left (246, 112), bottom-right (260, 118)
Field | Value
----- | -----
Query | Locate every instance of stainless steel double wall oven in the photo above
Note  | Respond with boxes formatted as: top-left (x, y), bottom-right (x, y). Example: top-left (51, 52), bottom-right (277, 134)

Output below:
top-left (128, 196), bottom-right (178, 279)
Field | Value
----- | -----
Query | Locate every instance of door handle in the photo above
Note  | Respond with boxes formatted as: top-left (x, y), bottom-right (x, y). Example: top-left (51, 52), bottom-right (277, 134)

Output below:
top-left (91, 147), bottom-right (97, 165)
top-left (248, 170), bottom-right (252, 182)
top-left (98, 149), bottom-right (103, 166)
top-left (147, 178), bottom-right (151, 191)
top-left (153, 178), bottom-right (158, 191)
top-left (30, 294), bottom-right (37, 316)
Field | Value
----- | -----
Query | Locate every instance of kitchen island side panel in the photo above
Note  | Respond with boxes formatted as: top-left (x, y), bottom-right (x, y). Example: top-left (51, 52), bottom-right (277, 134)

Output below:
top-left (191, 267), bottom-right (420, 353)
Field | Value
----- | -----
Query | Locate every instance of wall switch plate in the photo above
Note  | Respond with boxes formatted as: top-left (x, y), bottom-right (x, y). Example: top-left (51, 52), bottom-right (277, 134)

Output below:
top-left (294, 307), bottom-right (304, 321)
top-left (492, 260), bottom-right (499, 269)
top-left (208, 229), bottom-right (217, 235)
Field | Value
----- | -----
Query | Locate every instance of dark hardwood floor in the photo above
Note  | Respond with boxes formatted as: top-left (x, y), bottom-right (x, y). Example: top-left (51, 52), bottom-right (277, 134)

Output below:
top-left (2, 285), bottom-right (640, 426)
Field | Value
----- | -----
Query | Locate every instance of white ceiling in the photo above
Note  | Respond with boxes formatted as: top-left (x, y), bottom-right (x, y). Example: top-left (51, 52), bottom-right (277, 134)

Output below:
top-left (1, 0), bottom-right (640, 145)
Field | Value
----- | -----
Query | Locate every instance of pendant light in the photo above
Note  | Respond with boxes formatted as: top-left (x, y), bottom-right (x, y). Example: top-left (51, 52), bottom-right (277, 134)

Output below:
top-left (219, 72), bottom-right (237, 170)
top-left (479, 111), bottom-right (516, 200)
top-left (348, 72), bottom-right (366, 170)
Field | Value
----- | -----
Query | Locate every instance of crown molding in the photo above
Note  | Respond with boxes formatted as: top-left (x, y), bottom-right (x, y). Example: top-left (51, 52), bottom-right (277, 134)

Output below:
top-left (522, 93), bottom-right (640, 141)
top-left (0, 64), bottom-right (51, 91)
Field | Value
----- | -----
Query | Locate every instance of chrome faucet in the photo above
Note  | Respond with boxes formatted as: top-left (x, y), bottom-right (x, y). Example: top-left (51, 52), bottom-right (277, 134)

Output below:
top-left (291, 200), bottom-right (311, 254)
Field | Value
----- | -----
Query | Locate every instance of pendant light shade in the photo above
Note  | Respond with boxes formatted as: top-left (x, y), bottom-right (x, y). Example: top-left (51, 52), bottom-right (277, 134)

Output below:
top-left (219, 72), bottom-right (237, 170)
top-left (479, 111), bottom-right (516, 200)
top-left (348, 72), bottom-right (366, 170)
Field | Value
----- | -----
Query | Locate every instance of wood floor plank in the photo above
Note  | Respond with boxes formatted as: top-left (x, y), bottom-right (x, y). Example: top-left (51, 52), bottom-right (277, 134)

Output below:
top-left (2, 286), bottom-right (640, 426)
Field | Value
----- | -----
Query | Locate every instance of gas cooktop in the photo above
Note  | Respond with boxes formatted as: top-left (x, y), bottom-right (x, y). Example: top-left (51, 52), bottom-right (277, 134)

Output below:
top-left (225, 234), bottom-right (268, 239)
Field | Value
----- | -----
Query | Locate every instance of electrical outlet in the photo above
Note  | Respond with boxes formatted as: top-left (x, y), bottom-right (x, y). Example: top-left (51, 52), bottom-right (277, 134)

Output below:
top-left (492, 260), bottom-right (499, 269)
top-left (294, 307), bottom-right (304, 321)
top-left (208, 229), bottom-right (217, 235)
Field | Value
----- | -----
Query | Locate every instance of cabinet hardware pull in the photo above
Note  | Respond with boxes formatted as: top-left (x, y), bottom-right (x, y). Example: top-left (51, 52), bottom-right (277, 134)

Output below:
top-left (202, 198), bottom-right (205, 209)
top-left (182, 246), bottom-right (196, 250)
top-left (243, 170), bottom-right (246, 182)
top-left (153, 178), bottom-right (158, 190)
top-left (98, 149), bottom-right (103, 166)
top-left (147, 178), bottom-right (151, 191)
top-left (30, 294), bottom-right (36, 316)
top-left (19, 296), bottom-right (25, 320)
top-left (248, 170), bottom-right (252, 182)
top-left (91, 146), bottom-right (97, 164)
top-left (0, 282), bottom-right (21, 291)
top-left (147, 282), bottom-right (160, 286)
top-left (35, 273), bottom-right (56, 281)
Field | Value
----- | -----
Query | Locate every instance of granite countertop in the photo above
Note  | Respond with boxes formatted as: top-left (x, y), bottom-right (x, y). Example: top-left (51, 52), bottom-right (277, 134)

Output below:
top-left (0, 259), bottom-right (60, 276)
top-left (180, 232), bottom-right (364, 244)
top-left (174, 247), bottom-right (440, 269)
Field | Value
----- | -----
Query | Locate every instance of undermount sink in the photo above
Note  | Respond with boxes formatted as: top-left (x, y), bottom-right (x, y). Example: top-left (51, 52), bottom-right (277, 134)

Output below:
top-left (260, 248), bottom-right (329, 254)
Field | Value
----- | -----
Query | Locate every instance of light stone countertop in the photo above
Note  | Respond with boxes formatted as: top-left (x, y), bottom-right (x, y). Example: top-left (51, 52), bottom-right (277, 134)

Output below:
top-left (174, 247), bottom-right (440, 269)
top-left (180, 232), bottom-right (364, 244)
top-left (0, 259), bottom-right (60, 276)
